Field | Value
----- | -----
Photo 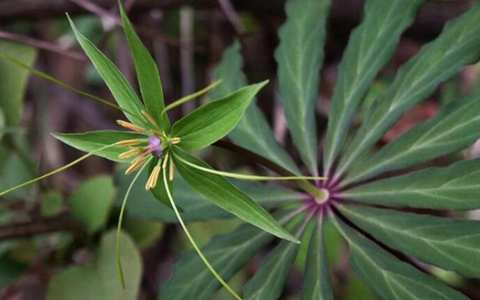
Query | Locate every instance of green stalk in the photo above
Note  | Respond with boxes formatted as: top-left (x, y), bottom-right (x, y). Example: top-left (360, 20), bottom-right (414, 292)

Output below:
top-left (115, 157), bottom-right (152, 288)
top-left (162, 158), bottom-right (242, 300)
top-left (161, 80), bottom-right (222, 115)
top-left (174, 154), bottom-right (326, 181)
top-left (0, 143), bottom-right (118, 197)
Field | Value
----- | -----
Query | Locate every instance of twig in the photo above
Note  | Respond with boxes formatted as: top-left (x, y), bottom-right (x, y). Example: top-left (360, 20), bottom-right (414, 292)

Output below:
top-left (180, 5), bottom-right (196, 113)
top-left (0, 30), bottom-right (85, 61)
top-left (69, 0), bottom-right (117, 30)
top-left (0, 213), bottom-right (83, 241)
top-left (217, 0), bottom-right (246, 35)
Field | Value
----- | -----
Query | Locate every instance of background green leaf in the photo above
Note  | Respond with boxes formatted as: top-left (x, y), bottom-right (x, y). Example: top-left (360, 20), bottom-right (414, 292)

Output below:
top-left (302, 217), bottom-right (333, 300)
top-left (69, 176), bottom-right (116, 234)
top-left (47, 231), bottom-right (142, 300)
top-left (338, 204), bottom-right (480, 277)
top-left (337, 3), bottom-right (480, 176)
top-left (0, 41), bottom-right (37, 126)
top-left (345, 92), bottom-right (480, 185)
top-left (210, 41), bottom-right (299, 174)
top-left (243, 219), bottom-right (303, 300)
top-left (343, 159), bottom-right (480, 210)
top-left (160, 222), bottom-right (274, 300)
top-left (332, 216), bottom-right (468, 300)
top-left (172, 81), bottom-right (267, 151)
top-left (275, 0), bottom-right (330, 175)
top-left (323, 0), bottom-right (422, 172)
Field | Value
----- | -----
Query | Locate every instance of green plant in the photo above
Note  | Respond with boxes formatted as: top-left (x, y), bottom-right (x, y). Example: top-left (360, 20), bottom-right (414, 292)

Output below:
top-left (2, 0), bottom-right (480, 299)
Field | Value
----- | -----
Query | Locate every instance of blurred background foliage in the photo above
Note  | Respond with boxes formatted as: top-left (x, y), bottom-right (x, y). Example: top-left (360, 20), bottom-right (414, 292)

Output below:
top-left (0, 0), bottom-right (479, 299)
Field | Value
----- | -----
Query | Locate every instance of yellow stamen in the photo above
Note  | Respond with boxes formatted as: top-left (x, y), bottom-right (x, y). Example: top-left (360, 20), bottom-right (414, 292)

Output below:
top-left (145, 165), bottom-right (161, 190)
top-left (116, 120), bottom-right (145, 133)
top-left (116, 139), bottom-right (142, 147)
top-left (169, 162), bottom-right (175, 181)
top-left (118, 148), bottom-right (142, 159)
top-left (141, 110), bottom-right (159, 128)
top-left (162, 153), bottom-right (170, 169)
top-left (125, 156), bottom-right (148, 174)
top-left (170, 137), bottom-right (181, 145)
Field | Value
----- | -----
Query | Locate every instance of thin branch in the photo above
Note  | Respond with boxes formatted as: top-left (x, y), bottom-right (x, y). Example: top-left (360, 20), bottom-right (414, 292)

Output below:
top-left (180, 5), bottom-right (196, 113)
top-left (69, 0), bottom-right (117, 30)
top-left (217, 0), bottom-right (246, 35)
top-left (0, 30), bottom-right (85, 61)
top-left (0, 213), bottom-right (83, 241)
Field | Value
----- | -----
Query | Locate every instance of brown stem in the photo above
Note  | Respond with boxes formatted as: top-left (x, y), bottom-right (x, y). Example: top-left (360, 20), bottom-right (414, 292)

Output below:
top-left (0, 30), bottom-right (85, 61)
top-left (0, 213), bottom-right (83, 241)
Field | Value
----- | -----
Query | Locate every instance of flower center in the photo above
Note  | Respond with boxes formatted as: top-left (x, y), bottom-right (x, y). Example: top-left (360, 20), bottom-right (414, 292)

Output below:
top-left (148, 135), bottom-right (163, 157)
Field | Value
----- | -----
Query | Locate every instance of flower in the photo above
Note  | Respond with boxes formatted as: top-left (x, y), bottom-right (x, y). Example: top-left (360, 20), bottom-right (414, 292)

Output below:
top-left (114, 113), bottom-right (180, 190)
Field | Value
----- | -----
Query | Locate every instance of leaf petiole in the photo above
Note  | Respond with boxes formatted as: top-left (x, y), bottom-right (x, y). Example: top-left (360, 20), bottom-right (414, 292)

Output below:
top-left (0, 143), bottom-right (119, 198)
top-left (173, 153), bottom-right (326, 182)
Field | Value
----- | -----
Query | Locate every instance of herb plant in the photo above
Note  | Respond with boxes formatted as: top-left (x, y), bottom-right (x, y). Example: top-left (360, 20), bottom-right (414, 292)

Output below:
top-left (2, 0), bottom-right (480, 299)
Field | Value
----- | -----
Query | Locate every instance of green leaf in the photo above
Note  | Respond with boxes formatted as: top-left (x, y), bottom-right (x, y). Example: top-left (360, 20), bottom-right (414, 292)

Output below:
top-left (0, 139), bottom-right (36, 200)
top-left (343, 159), bottom-right (480, 210)
top-left (332, 216), bottom-right (468, 300)
top-left (322, 0), bottom-right (422, 172)
top-left (160, 222), bottom-right (274, 300)
top-left (243, 219), bottom-right (303, 300)
top-left (69, 176), bottom-right (116, 234)
top-left (47, 230), bottom-right (142, 300)
top-left (172, 81), bottom-right (268, 151)
top-left (302, 216), bottom-right (333, 300)
top-left (67, 16), bottom-right (146, 127)
top-left (0, 41), bottom-right (37, 126)
top-left (345, 93), bottom-right (480, 185)
top-left (119, 3), bottom-right (169, 129)
top-left (337, 3), bottom-right (480, 175)
top-left (114, 168), bottom-right (303, 222)
top-left (172, 148), bottom-right (298, 243)
top-left (54, 130), bottom-right (144, 162)
top-left (211, 41), bottom-right (299, 174)
top-left (275, 0), bottom-right (330, 174)
top-left (338, 204), bottom-right (480, 278)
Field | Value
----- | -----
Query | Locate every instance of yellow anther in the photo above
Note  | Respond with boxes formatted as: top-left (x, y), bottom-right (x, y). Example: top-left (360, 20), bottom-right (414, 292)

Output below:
top-left (145, 165), bottom-right (161, 190)
top-left (170, 137), bottom-right (181, 145)
top-left (169, 162), bottom-right (175, 181)
top-left (162, 153), bottom-right (170, 169)
top-left (116, 139), bottom-right (142, 147)
top-left (118, 148), bottom-right (142, 159)
top-left (141, 110), bottom-right (159, 128)
top-left (125, 156), bottom-right (148, 174)
top-left (116, 120), bottom-right (145, 133)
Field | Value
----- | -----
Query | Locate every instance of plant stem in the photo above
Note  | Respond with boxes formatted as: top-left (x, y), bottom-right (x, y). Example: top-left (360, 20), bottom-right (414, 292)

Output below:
top-left (162, 160), bottom-right (242, 300)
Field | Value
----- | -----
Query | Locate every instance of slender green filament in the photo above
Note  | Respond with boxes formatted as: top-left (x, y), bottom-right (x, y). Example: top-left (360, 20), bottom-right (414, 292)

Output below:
top-left (174, 154), bottom-right (326, 181)
top-left (162, 158), bottom-right (242, 300)
top-left (116, 157), bottom-right (152, 289)
top-left (161, 80), bottom-right (222, 116)
top-left (0, 143), bottom-right (118, 198)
